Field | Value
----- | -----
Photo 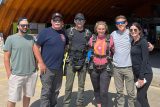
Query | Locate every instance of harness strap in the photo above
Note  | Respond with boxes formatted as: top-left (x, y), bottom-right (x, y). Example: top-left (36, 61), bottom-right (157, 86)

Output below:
top-left (94, 63), bottom-right (107, 69)
top-left (68, 27), bottom-right (91, 52)
top-left (94, 54), bottom-right (106, 58)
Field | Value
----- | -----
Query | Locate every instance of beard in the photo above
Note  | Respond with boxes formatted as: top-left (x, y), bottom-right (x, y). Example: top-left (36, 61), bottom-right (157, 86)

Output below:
top-left (19, 29), bottom-right (28, 34)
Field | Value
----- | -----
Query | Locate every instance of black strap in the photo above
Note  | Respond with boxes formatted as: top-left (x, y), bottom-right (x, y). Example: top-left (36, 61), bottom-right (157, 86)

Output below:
top-left (94, 54), bottom-right (106, 58)
top-left (106, 35), bottom-right (110, 57)
top-left (68, 27), bottom-right (90, 51)
top-left (68, 27), bottom-right (74, 50)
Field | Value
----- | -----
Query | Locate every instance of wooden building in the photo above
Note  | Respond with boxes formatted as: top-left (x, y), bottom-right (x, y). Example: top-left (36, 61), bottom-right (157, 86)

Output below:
top-left (0, 0), bottom-right (160, 42)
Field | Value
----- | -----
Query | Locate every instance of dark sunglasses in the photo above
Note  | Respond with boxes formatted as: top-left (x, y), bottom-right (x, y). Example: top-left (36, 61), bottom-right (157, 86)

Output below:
top-left (130, 29), bottom-right (138, 32)
top-left (116, 21), bottom-right (126, 25)
top-left (52, 19), bottom-right (62, 23)
top-left (19, 24), bottom-right (29, 28)
top-left (74, 19), bottom-right (85, 23)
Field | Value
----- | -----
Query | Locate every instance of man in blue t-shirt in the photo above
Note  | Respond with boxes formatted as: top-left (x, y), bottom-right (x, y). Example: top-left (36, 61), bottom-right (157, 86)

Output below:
top-left (36, 12), bottom-right (68, 107)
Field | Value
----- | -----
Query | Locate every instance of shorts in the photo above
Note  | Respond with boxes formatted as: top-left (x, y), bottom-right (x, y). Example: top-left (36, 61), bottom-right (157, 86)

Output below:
top-left (8, 72), bottom-right (38, 102)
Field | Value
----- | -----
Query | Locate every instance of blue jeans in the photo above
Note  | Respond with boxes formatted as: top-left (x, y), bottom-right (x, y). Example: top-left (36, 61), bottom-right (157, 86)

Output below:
top-left (40, 68), bottom-right (63, 107)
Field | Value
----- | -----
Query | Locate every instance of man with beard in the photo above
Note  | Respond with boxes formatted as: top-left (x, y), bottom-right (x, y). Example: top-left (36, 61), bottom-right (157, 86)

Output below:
top-left (4, 17), bottom-right (46, 107)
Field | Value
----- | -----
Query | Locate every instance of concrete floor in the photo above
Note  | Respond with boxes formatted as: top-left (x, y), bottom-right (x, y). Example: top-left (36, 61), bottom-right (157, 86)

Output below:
top-left (0, 51), bottom-right (160, 107)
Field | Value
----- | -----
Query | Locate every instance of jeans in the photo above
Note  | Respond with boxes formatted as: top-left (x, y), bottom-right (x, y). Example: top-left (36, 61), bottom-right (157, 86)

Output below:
top-left (40, 68), bottom-right (63, 107)
top-left (113, 67), bottom-right (136, 107)
top-left (90, 68), bottom-right (111, 107)
top-left (135, 73), bottom-right (153, 107)
top-left (63, 64), bottom-right (87, 107)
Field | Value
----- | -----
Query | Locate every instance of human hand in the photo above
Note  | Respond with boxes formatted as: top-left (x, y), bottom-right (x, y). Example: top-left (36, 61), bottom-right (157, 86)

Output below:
top-left (148, 42), bottom-right (154, 51)
top-left (38, 62), bottom-right (47, 75)
top-left (138, 79), bottom-right (145, 87)
top-left (6, 71), bottom-right (11, 79)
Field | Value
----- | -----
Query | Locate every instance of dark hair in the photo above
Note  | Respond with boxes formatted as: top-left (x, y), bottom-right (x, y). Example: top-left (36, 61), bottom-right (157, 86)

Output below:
top-left (17, 17), bottom-right (28, 25)
top-left (130, 22), bottom-right (144, 37)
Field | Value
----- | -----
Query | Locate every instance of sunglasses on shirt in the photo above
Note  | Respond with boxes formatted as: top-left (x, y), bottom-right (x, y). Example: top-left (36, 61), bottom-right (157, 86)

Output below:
top-left (115, 21), bottom-right (126, 25)
top-left (129, 29), bottom-right (138, 33)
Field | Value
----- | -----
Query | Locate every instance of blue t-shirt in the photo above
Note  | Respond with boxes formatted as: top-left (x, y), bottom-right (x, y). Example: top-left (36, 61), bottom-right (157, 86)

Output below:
top-left (36, 27), bottom-right (67, 71)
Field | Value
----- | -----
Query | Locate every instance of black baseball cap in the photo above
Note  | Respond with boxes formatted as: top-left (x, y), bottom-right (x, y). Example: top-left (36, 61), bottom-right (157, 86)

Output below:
top-left (52, 12), bottom-right (63, 20)
top-left (74, 13), bottom-right (85, 20)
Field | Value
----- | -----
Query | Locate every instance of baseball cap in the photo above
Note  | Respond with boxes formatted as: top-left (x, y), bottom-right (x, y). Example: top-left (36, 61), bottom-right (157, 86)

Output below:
top-left (74, 13), bottom-right (85, 20)
top-left (52, 12), bottom-right (63, 20)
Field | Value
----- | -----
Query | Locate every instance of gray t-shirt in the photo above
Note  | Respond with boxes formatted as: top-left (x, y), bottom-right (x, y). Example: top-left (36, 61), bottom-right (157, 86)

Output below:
top-left (110, 29), bottom-right (132, 67)
top-left (4, 33), bottom-right (36, 76)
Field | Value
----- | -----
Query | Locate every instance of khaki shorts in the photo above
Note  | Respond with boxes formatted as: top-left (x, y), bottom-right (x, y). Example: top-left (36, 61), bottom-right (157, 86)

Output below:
top-left (8, 72), bottom-right (38, 102)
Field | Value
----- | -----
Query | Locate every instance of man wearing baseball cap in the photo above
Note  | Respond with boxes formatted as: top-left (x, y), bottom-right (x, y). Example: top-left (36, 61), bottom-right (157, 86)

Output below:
top-left (63, 13), bottom-right (92, 107)
top-left (36, 12), bottom-right (68, 107)
top-left (74, 13), bottom-right (85, 20)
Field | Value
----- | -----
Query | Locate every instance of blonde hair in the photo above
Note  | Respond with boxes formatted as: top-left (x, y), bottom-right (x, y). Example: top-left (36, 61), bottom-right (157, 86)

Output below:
top-left (94, 21), bottom-right (109, 34)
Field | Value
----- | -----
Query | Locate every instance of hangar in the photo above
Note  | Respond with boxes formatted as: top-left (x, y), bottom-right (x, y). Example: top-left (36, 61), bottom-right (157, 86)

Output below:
top-left (0, 0), bottom-right (160, 47)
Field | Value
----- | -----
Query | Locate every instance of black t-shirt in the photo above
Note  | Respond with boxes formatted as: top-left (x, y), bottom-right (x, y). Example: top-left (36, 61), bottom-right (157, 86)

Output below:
top-left (66, 27), bottom-right (91, 58)
top-left (66, 28), bottom-right (91, 51)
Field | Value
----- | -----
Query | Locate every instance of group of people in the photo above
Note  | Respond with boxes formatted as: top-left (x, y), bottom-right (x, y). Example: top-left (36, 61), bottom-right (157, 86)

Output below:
top-left (3, 12), bottom-right (153, 107)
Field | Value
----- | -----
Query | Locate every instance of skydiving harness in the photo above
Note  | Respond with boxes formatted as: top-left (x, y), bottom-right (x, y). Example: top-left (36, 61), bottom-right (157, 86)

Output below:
top-left (89, 34), bottom-right (113, 74)
top-left (66, 27), bottom-right (91, 71)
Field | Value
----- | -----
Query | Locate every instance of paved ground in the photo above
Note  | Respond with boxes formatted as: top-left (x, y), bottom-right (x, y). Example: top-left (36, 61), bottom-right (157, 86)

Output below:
top-left (0, 50), bottom-right (160, 107)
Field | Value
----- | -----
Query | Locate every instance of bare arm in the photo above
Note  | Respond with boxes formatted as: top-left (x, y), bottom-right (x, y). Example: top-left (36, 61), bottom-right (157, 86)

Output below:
top-left (4, 51), bottom-right (11, 79)
top-left (33, 44), bottom-right (46, 74)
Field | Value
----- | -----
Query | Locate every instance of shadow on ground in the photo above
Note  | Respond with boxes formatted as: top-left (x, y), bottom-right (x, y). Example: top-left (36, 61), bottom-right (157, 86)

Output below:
top-left (30, 90), bottom-right (138, 107)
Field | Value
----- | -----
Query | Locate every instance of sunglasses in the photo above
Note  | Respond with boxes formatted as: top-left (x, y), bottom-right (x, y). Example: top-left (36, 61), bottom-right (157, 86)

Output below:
top-left (74, 19), bottom-right (85, 23)
top-left (130, 29), bottom-right (138, 32)
top-left (116, 21), bottom-right (126, 25)
top-left (19, 24), bottom-right (29, 28)
top-left (52, 18), bottom-right (62, 22)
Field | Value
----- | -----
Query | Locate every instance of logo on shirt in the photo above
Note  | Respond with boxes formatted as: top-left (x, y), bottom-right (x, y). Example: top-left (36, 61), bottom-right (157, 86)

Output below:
top-left (60, 34), bottom-right (66, 42)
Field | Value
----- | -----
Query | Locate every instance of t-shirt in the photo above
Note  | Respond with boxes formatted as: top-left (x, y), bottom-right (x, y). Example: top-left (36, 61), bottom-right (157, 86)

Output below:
top-left (66, 28), bottom-right (91, 51)
top-left (3, 34), bottom-right (36, 76)
top-left (66, 28), bottom-right (91, 60)
top-left (89, 35), bottom-right (114, 65)
top-left (110, 29), bottom-right (132, 67)
top-left (36, 27), bottom-right (67, 71)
